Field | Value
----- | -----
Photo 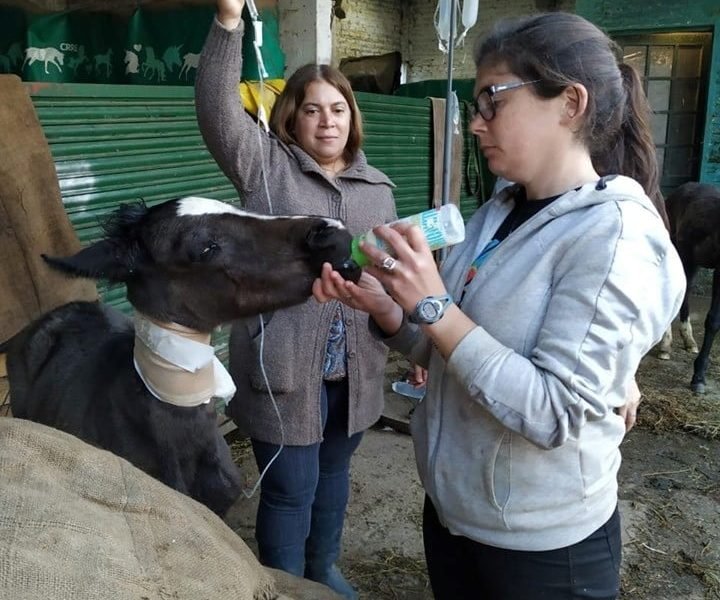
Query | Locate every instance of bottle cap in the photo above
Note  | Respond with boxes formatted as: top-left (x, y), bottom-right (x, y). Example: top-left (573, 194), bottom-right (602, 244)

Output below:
top-left (350, 236), bottom-right (371, 267)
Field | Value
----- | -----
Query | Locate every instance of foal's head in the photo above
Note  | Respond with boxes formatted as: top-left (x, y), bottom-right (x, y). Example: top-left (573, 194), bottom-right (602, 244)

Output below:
top-left (44, 197), bottom-right (360, 330)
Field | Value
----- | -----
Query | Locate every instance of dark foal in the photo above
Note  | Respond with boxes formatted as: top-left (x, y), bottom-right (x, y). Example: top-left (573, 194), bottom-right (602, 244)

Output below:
top-left (4, 197), bottom-right (359, 515)
top-left (658, 182), bottom-right (720, 393)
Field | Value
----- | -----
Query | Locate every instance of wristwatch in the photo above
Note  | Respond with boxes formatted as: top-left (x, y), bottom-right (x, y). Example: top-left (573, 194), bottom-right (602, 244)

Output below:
top-left (408, 294), bottom-right (454, 324)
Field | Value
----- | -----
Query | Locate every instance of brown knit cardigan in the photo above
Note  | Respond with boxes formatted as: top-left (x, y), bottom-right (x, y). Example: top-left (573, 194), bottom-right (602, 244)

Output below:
top-left (195, 18), bottom-right (397, 444)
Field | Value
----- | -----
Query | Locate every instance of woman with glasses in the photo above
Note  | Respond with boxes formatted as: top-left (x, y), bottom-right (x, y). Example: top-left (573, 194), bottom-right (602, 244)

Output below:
top-left (314, 11), bottom-right (685, 599)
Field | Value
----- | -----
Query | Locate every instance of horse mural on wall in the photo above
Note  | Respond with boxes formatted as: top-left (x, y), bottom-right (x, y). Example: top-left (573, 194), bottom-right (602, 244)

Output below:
top-left (94, 48), bottom-right (113, 79)
top-left (122, 44), bottom-right (199, 83)
top-left (124, 49), bottom-right (139, 75)
top-left (162, 45), bottom-right (183, 75)
top-left (67, 45), bottom-right (88, 75)
top-left (0, 43), bottom-right (23, 73)
top-left (22, 47), bottom-right (64, 74)
top-left (141, 46), bottom-right (166, 82)
top-left (179, 52), bottom-right (200, 80)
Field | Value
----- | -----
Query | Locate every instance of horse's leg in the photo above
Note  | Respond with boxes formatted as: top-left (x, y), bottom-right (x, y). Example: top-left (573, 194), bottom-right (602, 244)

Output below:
top-left (678, 253), bottom-right (699, 353)
top-left (691, 268), bottom-right (720, 394)
top-left (658, 327), bottom-right (673, 360)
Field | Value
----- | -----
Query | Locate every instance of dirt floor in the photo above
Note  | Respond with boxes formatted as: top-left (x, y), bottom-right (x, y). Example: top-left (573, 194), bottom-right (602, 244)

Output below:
top-left (2, 301), bottom-right (716, 599)
top-left (225, 296), bottom-right (720, 600)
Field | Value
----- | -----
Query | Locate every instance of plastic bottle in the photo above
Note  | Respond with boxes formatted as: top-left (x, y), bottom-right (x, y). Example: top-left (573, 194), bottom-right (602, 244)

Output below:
top-left (350, 203), bottom-right (465, 267)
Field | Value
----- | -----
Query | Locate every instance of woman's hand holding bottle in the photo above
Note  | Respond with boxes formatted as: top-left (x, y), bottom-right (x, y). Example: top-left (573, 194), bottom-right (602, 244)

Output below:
top-left (313, 221), bottom-right (450, 334)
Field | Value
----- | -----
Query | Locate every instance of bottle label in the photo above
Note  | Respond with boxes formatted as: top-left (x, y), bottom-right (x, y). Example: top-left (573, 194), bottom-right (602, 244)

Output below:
top-left (350, 205), bottom-right (465, 266)
top-left (412, 211), bottom-right (446, 250)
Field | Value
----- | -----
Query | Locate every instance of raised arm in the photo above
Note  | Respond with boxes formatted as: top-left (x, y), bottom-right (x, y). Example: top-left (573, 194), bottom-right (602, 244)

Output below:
top-left (195, 0), bottom-right (287, 200)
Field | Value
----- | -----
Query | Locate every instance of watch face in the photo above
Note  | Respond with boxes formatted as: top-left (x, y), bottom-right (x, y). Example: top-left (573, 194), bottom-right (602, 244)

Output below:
top-left (410, 295), bottom-right (452, 324)
top-left (421, 301), bottom-right (441, 320)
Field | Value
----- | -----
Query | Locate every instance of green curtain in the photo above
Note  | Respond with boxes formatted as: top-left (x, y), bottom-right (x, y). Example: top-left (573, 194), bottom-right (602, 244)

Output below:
top-left (23, 12), bottom-right (124, 83)
top-left (1, 6), bottom-right (285, 86)
top-left (125, 7), bottom-right (215, 86)
top-left (0, 7), bottom-right (25, 76)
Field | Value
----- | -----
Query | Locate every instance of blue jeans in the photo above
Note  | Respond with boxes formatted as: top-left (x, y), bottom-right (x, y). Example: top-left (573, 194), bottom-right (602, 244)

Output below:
top-left (423, 496), bottom-right (621, 599)
top-left (251, 379), bottom-right (364, 577)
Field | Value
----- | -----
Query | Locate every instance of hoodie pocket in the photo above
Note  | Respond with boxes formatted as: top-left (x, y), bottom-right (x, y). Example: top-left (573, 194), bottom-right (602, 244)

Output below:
top-left (486, 432), bottom-right (511, 510)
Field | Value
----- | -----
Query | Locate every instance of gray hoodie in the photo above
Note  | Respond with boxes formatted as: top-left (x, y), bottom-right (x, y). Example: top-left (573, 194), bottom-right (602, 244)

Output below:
top-left (384, 176), bottom-right (685, 551)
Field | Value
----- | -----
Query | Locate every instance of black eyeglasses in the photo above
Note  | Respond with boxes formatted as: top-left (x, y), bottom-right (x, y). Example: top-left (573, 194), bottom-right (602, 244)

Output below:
top-left (470, 80), bottom-right (540, 121)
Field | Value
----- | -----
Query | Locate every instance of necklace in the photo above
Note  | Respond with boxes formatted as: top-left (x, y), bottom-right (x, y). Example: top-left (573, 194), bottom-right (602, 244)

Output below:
top-left (320, 158), bottom-right (345, 177)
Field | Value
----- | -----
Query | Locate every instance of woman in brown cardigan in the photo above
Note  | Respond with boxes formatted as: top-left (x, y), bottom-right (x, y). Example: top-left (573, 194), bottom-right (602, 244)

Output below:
top-left (195, 2), bottom-right (397, 597)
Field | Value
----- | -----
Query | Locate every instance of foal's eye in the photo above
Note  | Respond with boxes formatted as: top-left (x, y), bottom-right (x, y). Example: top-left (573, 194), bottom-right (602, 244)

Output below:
top-left (198, 242), bottom-right (219, 260)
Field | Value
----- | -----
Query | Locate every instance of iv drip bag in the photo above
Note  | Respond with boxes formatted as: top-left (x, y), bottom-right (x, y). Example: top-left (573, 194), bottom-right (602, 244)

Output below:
top-left (462, 0), bottom-right (478, 30)
top-left (435, 0), bottom-right (453, 52)
top-left (435, 0), bottom-right (480, 51)
top-left (455, 0), bottom-right (479, 46)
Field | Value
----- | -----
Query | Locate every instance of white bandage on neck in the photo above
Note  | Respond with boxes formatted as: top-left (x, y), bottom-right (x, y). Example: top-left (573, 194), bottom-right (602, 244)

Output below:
top-left (133, 313), bottom-right (236, 408)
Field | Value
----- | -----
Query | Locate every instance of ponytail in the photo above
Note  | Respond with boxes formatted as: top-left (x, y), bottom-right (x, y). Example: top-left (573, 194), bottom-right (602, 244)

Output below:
top-left (594, 63), bottom-right (668, 228)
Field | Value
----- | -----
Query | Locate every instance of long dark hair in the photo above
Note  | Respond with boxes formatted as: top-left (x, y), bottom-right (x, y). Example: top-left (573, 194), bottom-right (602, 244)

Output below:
top-left (474, 12), bottom-right (667, 226)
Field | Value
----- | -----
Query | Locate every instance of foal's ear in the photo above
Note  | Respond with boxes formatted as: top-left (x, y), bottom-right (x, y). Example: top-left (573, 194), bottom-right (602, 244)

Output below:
top-left (43, 239), bottom-right (139, 282)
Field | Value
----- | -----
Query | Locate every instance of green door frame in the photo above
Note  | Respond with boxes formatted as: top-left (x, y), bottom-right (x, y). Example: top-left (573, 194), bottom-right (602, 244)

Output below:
top-left (576, 0), bottom-right (720, 187)
top-left (615, 32), bottom-right (712, 194)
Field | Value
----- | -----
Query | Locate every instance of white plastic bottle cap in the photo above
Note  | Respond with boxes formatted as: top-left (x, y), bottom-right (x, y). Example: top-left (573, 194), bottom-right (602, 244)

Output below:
top-left (438, 204), bottom-right (465, 246)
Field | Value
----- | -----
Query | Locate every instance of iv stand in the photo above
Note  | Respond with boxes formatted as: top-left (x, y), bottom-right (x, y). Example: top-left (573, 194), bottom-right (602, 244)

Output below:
top-left (438, 2), bottom-right (457, 262)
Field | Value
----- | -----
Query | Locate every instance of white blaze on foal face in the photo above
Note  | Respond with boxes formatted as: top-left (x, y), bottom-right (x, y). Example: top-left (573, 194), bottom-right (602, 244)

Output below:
top-left (176, 196), bottom-right (346, 230)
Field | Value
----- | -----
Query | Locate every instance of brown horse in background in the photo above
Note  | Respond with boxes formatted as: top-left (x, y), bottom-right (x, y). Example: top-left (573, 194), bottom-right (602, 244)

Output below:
top-left (658, 182), bottom-right (720, 394)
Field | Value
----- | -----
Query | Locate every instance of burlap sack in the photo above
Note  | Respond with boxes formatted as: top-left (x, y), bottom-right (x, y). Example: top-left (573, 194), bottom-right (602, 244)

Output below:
top-left (0, 74), bottom-right (96, 344)
top-left (0, 417), bottom-right (276, 600)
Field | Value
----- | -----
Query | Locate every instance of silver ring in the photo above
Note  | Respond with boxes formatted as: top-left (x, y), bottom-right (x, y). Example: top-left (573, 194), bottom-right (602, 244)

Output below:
top-left (380, 256), bottom-right (397, 272)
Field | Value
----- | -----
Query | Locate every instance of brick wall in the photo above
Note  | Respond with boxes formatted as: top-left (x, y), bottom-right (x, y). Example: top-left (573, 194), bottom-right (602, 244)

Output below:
top-left (331, 0), bottom-right (576, 81)
top-left (400, 0), bottom-right (576, 82)
top-left (331, 0), bottom-right (402, 64)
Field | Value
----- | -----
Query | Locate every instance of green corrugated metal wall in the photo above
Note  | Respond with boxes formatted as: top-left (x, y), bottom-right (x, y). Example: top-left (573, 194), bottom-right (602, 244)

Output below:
top-left (28, 83), bottom-right (482, 358)
top-left (357, 91), bottom-right (433, 217)
top-left (356, 91), bottom-right (486, 219)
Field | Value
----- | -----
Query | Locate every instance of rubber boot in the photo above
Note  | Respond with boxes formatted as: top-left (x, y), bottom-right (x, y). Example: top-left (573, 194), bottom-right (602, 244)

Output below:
top-left (304, 509), bottom-right (358, 600)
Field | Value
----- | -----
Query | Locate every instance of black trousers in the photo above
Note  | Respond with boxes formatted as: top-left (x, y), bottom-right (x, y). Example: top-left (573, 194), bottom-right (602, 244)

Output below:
top-left (423, 497), bottom-right (621, 600)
